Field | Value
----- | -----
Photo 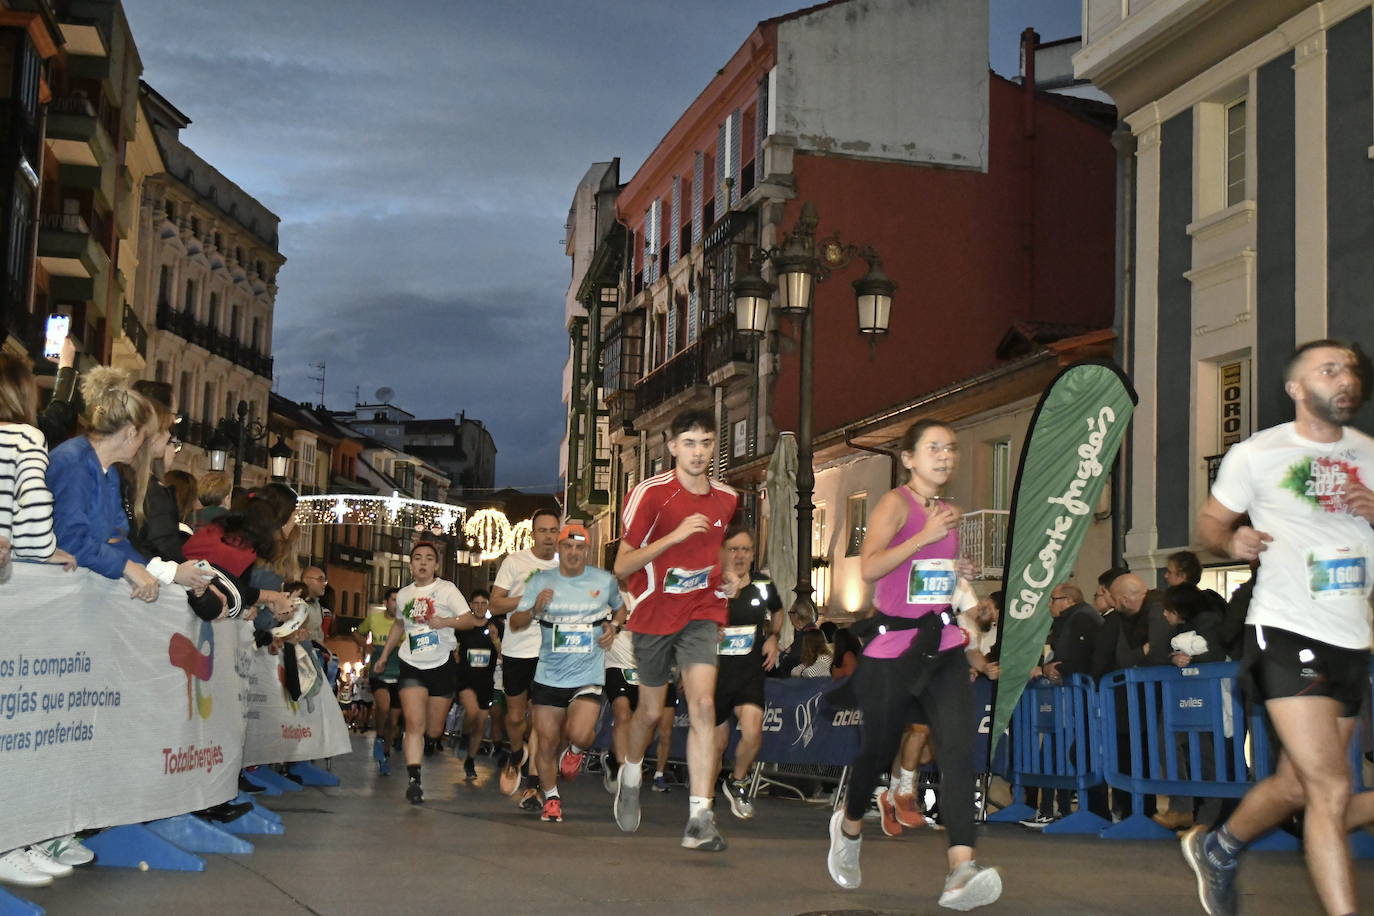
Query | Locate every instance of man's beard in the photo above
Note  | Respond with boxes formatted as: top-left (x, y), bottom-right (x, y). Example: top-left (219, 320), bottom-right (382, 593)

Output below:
top-left (1308, 387), bottom-right (1360, 425)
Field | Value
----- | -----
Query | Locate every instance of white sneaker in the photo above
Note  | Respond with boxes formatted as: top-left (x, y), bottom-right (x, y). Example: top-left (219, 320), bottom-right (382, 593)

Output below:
top-left (0, 848), bottom-right (54, 887)
top-left (827, 809), bottom-right (862, 890)
top-left (938, 861), bottom-right (1003, 911)
top-left (43, 834), bottom-right (95, 867)
top-left (601, 753), bottom-right (618, 795)
top-left (24, 845), bottom-right (73, 878)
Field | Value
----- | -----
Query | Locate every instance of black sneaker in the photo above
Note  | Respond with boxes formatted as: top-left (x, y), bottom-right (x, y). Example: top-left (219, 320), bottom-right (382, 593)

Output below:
top-left (238, 773), bottom-right (264, 794)
top-left (1181, 826), bottom-right (1238, 916)
top-left (406, 778), bottom-right (424, 805)
top-left (464, 757), bottom-right (477, 780)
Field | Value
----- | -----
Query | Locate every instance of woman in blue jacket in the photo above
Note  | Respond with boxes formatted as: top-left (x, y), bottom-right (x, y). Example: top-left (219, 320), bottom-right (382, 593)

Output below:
top-left (45, 368), bottom-right (164, 601)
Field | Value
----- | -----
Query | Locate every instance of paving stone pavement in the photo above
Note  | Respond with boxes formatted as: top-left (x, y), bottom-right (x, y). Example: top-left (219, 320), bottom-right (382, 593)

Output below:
top-left (17, 732), bottom-right (1374, 915)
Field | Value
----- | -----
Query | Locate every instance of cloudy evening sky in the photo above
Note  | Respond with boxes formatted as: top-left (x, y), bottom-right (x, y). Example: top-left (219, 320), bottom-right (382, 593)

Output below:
top-left (121, 0), bottom-right (1082, 492)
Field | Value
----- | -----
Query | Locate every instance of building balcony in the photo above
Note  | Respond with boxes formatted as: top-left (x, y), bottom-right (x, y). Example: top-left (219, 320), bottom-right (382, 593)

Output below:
top-left (633, 342), bottom-right (708, 431)
top-left (37, 212), bottom-right (108, 280)
top-left (156, 303), bottom-right (275, 379)
top-left (111, 303), bottom-right (148, 367)
top-left (702, 314), bottom-right (754, 386)
top-left (959, 510), bottom-right (1009, 579)
top-left (45, 94), bottom-right (114, 168)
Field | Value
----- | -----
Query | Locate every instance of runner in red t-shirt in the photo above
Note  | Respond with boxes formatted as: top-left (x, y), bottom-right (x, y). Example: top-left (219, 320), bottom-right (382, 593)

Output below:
top-left (608, 408), bottom-right (739, 851)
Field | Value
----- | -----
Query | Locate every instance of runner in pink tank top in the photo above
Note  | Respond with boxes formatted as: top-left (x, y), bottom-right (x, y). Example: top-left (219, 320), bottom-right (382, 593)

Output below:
top-left (867, 488), bottom-right (965, 658)
top-left (824, 418), bottom-right (1003, 910)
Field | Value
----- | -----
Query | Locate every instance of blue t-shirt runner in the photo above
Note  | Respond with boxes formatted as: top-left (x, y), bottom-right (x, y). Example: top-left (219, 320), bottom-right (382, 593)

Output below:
top-left (518, 564), bottom-right (623, 690)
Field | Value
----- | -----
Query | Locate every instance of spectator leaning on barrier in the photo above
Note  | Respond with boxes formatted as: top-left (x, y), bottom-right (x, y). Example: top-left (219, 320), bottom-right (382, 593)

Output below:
top-left (0, 351), bottom-right (76, 573)
top-left (46, 368), bottom-right (204, 602)
top-left (1089, 567), bottom-right (1130, 680)
top-left (1022, 583), bottom-right (1105, 828)
top-left (1109, 573), bottom-right (1172, 669)
top-left (790, 628), bottom-right (833, 678)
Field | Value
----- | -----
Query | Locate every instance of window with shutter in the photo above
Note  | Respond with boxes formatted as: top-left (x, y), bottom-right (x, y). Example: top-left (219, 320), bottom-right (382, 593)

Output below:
top-left (669, 178), bottom-right (681, 264)
top-left (692, 153), bottom-right (704, 246)
top-left (730, 110), bottom-right (742, 205)
top-left (716, 123), bottom-right (727, 211)
top-left (686, 288), bottom-right (699, 345)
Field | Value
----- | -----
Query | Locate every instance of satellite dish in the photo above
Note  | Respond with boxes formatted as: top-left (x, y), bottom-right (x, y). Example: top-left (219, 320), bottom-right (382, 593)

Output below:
top-left (375, 387), bottom-right (395, 403)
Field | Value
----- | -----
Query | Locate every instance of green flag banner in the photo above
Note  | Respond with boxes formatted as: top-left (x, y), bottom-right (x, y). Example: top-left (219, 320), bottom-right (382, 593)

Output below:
top-left (988, 360), bottom-right (1137, 753)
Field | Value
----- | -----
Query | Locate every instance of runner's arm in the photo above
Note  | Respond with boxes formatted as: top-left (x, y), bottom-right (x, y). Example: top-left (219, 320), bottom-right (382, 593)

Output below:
top-left (488, 585), bottom-right (519, 615)
top-left (612, 513), bottom-right (710, 578)
top-left (373, 619), bottom-right (404, 670)
top-left (1197, 496), bottom-right (1271, 560)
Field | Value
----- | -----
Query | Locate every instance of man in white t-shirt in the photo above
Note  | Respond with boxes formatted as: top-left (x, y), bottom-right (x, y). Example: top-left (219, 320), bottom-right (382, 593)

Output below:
top-left (489, 507), bottom-right (561, 805)
top-left (1184, 340), bottom-right (1374, 916)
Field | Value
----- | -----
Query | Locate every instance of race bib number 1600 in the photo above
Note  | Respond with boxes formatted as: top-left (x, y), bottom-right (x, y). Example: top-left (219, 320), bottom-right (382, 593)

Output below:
top-left (1306, 545), bottom-right (1368, 600)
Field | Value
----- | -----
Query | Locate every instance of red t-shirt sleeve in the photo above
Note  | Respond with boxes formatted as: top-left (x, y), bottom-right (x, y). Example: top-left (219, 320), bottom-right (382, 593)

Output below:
top-left (622, 478), bottom-right (663, 549)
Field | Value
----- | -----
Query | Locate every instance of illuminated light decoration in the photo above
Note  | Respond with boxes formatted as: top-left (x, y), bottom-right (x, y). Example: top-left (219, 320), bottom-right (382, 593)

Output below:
top-left (294, 494), bottom-right (469, 534)
top-left (506, 519), bottom-right (533, 555)
top-left (464, 508), bottom-right (513, 561)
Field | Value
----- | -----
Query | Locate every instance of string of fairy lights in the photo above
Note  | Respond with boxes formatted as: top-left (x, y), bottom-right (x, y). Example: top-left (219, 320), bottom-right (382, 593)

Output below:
top-left (294, 494), bottom-right (533, 562)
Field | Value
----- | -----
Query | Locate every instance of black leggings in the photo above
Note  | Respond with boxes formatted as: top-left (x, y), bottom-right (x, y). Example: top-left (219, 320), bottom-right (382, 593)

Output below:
top-left (843, 649), bottom-right (976, 849)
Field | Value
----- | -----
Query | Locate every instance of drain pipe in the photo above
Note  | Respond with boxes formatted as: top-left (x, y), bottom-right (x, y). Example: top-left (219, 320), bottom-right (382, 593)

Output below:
top-left (842, 426), bottom-right (901, 489)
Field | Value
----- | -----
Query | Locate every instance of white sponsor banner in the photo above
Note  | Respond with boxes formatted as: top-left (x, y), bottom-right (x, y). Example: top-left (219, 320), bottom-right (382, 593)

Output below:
top-left (240, 639), bottom-right (351, 766)
top-left (0, 563), bottom-right (244, 852)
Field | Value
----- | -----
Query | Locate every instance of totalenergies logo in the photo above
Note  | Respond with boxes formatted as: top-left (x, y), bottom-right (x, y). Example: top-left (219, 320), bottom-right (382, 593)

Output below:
top-left (168, 621), bottom-right (214, 720)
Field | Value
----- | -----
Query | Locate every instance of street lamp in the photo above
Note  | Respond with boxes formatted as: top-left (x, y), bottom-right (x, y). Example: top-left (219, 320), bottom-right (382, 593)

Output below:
top-left (208, 400), bottom-right (286, 488)
top-left (731, 201), bottom-right (897, 622)
top-left (269, 436), bottom-right (294, 480)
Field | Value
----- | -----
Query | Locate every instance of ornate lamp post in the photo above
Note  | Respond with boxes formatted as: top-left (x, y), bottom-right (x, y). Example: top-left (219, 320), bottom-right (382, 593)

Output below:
top-left (206, 399), bottom-right (293, 488)
top-left (731, 202), bottom-right (896, 621)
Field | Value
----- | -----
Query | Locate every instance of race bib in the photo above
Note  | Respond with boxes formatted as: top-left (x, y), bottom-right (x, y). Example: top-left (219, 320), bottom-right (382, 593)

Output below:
top-left (664, 566), bottom-right (712, 595)
top-left (408, 627), bottom-right (440, 656)
top-left (907, 559), bottom-right (956, 604)
top-left (1306, 545), bottom-right (1368, 600)
top-left (622, 667), bottom-right (639, 685)
top-left (718, 625), bottom-right (757, 656)
top-left (466, 649), bottom-right (492, 668)
top-left (553, 624), bottom-right (595, 654)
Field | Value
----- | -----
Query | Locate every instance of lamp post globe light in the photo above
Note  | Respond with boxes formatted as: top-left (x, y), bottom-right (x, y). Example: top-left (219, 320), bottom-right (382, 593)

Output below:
top-left (730, 202), bottom-right (897, 621)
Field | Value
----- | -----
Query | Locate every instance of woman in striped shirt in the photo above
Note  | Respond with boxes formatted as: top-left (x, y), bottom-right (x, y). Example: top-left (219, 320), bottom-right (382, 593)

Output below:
top-left (0, 352), bottom-right (75, 570)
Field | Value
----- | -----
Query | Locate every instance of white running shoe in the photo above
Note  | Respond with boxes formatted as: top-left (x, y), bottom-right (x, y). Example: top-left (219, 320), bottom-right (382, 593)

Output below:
top-left (938, 861), bottom-right (1003, 911)
top-left (43, 834), bottom-right (95, 867)
top-left (680, 810), bottom-right (726, 852)
top-left (23, 845), bottom-right (73, 878)
top-left (827, 809), bottom-right (862, 890)
top-left (0, 848), bottom-right (54, 888)
top-left (613, 763), bottom-right (641, 833)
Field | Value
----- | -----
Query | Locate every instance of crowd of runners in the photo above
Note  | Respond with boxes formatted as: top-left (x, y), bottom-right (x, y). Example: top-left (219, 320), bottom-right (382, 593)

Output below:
top-left (339, 340), bottom-right (1374, 915)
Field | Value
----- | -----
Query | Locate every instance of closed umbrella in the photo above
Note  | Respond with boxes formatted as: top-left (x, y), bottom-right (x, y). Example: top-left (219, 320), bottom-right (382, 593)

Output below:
top-left (765, 432), bottom-right (798, 649)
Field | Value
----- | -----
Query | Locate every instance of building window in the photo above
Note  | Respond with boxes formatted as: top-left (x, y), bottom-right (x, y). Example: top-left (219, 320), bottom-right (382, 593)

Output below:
top-left (1225, 99), bottom-right (1246, 207)
top-left (201, 381), bottom-right (215, 425)
top-left (813, 501), bottom-right (830, 605)
top-left (207, 292), bottom-right (219, 331)
top-left (184, 278), bottom-right (196, 314)
top-left (845, 492), bottom-right (868, 557)
top-left (991, 440), bottom-right (1012, 511)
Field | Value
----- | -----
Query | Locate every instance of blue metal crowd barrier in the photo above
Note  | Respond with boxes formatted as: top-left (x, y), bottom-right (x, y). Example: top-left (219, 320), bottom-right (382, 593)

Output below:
top-left (1097, 662), bottom-right (1276, 841)
top-left (987, 674), bottom-right (1107, 835)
